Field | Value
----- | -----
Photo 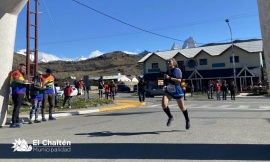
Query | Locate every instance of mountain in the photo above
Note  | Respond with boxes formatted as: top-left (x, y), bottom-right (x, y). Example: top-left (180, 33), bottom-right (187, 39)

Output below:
top-left (182, 36), bottom-right (198, 49)
top-left (13, 51), bottom-right (145, 79)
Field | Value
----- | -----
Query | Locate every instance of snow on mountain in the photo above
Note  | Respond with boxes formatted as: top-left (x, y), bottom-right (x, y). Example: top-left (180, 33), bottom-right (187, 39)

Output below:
top-left (75, 56), bottom-right (88, 61)
top-left (15, 49), bottom-right (138, 63)
top-left (182, 36), bottom-right (198, 49)
top-left (16, 49), bottom-right (61, 63)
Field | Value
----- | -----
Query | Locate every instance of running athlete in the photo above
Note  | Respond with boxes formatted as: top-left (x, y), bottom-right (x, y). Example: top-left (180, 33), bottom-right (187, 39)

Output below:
top-left (162, 58), bottom-right (190, 130)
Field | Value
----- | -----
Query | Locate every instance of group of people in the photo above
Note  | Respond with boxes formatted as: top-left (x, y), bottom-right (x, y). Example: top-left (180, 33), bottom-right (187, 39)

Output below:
top-left (10, 64), bottom-right (57, 128)
top-left (208, 80), bottom-right (236, 100)
top-left (10, 59), bottom-right (191, 130)
top-left (98, 76), bottom-right (117, 100)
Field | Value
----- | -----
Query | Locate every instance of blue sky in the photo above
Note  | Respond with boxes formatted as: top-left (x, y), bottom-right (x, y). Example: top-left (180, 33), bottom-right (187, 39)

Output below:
top-left (14, 0), bottom-right (261, 60)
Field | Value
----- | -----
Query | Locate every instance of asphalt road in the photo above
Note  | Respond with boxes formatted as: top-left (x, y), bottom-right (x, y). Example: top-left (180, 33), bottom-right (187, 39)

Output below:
top-left (1, 95), bottom-right (270, 162)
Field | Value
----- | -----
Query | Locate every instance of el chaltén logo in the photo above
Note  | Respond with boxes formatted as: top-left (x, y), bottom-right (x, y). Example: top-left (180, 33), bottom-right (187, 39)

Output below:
top-left (11, 138), bottom-right (71, 152)
top-left (12, 139), bottom-right (32, 152)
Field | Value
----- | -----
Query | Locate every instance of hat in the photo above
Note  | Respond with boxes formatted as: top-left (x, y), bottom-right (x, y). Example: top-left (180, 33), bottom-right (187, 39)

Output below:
top-left (36, 71), bottom-right (43, 75)
top-left (66, 82), bottom-right (70, 85)
top-left (46, 68), bottom-right (52, 73)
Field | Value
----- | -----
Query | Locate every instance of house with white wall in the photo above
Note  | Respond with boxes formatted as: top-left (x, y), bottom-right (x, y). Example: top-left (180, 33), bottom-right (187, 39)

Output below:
top-left (138, 40), bottom-right (263, 92)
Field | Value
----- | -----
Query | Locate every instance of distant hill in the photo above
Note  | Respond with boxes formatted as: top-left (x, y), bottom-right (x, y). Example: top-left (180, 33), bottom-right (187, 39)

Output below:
top-left (13, 51), bottom-right (145, 79)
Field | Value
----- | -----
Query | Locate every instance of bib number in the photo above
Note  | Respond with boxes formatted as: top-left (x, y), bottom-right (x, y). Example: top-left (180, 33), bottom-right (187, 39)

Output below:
top-left (167, 85), bottom-right (176, 93)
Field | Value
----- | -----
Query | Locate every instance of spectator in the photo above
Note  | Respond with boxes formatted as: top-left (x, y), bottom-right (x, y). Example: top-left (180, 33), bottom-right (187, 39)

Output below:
top-left (78, 79), bottom-right (83, 95)
top-left (181, 79), bottom-right (188, 100)
top-left (98, 76), bottom-right (104, 99)
top-left (61, 82), bottom-right (73, 109)
top-left (54, 83), bottom-right (60, 107)
top-left (10, 63), bottom-right (28, 128)
top-left (85, 83), bottom-right (91, 99)
top-left (215, 80), bottom-right (221, 100)
top-left (228, 81), bottom-right (236, 100)
top-left (74, 79), bottom-right (79, 94)
top-left (115, 84), bottom-right (118, 95)
top-left (137, 78), bottom-right (146, 102)
top-left (109, 80), bottom-right (116, 100)
top-left (221, 80), bottom-right (228, 100)
top-left (41, 68), bottom-right (56, 121)
top-left (207, 80), bottom-right (214, 99)
top-left (104, 82), bottom-right (110, 99)
top-left (29, 71), bottom-right (45, 124)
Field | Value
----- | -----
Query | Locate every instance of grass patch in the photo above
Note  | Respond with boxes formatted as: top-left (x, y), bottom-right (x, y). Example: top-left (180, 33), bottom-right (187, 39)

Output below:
top-left (7, 96), bottom-right (113, 115)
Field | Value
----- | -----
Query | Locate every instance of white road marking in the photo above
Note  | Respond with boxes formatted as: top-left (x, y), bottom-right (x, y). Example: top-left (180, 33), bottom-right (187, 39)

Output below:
top-left (259, 106), bottom-right (270, 109)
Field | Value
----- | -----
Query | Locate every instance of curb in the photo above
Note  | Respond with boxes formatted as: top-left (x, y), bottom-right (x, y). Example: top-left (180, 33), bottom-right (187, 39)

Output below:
top-left (5, 100), bottom-right (145, 124)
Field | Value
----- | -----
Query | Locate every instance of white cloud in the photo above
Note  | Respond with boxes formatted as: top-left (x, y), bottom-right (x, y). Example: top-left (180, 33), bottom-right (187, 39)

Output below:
top-left (89, 50), bottom-right (104, 58)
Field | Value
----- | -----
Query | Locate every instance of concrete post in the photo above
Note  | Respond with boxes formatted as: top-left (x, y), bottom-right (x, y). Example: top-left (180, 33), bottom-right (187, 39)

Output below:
top-left (258, 0), bottom-right (270, 90)
top-left (0, 0), bottom-right (28, 127)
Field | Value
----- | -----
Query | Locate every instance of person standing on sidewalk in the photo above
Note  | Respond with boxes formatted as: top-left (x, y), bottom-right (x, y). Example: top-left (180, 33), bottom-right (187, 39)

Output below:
top-left (181, 79), bottom-right (188, 100)
top-left (228, 81), bottom-right (236, 100)
top-left (161, 58), bottom-right (190, 130)
top-left (85, 83), bottom-right (91, 99)
top-left (10, 63), bottom-right (28, 128)
top-left (215, 80), bottom-right (221, 100)
top-left (221, 80), bottom-right (228, 100)
top-left (29, 71), bottom-right (46, 124)
top-left (207, 80), bottom-right (214, 99)
top-left (98, 76), bottom-right (104, 99)
top-left (41, 68), bottom-right (56, 121)
top-left (109, 80), bottom-right (116, 100)
top-left (61, 82), bottom-right (73, 109)
top-left (78, 79), bottom-right (83, 95)
top-left (104, 82), bottom-right (110, 99)
top-left (137, 78), bottom-right (146, 102)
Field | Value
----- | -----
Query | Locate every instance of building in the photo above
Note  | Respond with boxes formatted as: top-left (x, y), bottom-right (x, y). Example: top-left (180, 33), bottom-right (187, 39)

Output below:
top-left (138, 40), bottom-right (264, 92)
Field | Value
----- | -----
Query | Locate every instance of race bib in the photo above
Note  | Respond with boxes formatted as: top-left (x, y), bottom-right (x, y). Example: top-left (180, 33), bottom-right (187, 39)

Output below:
top-left (167, 85), bottom-right (176, 93)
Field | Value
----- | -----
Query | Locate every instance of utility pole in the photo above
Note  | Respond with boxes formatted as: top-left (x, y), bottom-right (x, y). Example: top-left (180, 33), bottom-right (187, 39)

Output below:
top-left (26, 0), bottom-right (39, 100)
top-left (258, 0), bottom-right (270, 91)
top-left (27, 0), bottom-right (39, 78)
top-left (225, 19), bottom-right (237, 92)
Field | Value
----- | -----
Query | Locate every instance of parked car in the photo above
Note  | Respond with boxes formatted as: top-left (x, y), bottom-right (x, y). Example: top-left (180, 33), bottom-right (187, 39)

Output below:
top-left (57, 85), bottom-right (78, 97)
top-left (146, 85), bottom-right (165, 97)
top-left (117, 85), bottom-right (131, 93)
top-left (133, 85), bottom-right (138, 92)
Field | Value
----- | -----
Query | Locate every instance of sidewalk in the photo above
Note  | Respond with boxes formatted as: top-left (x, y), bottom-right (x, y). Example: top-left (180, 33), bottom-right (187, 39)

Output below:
top-left (5, 99), bottom-right (146, 125)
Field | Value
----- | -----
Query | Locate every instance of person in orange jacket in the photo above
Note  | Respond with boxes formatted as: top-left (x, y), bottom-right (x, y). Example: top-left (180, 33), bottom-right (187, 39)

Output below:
top-left (181, 79), bottom-right (188, 100)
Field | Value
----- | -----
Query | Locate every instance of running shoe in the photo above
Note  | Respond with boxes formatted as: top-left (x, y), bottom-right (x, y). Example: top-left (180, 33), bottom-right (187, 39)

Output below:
top-left (166, 117), bottom-right (174, 126)
top-left (186, 120), bottom-right (190, 130)
top-left (34, 119), bottom-right (41, 123)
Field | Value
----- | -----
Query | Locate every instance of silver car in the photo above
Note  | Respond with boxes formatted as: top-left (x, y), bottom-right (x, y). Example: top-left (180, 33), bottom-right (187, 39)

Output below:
top-left (146, 85), bottom-right (165, 97)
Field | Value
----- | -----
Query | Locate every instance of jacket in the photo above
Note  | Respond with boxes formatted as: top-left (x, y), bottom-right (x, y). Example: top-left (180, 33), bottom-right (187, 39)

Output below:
top-left (64, 86), bottom-right (73, 96)
top-left (30, 76), bottom-right (44, 96)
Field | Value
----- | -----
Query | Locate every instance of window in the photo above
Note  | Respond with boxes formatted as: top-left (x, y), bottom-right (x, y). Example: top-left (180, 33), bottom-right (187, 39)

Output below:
top-left (177, 61), bottom-right (185, 72)
top-left (212, 63), bottom-right (225, 67)
top-left (230, 56), bottom-right (239, 63)
top-left (152, 63), bottom-right (159, 69)
top-left (177, 61), bottom-right (184, 67)
top-left (199, 59), bottom-right (207, 65)
top-left (187, 59), bottom-right (197, 68)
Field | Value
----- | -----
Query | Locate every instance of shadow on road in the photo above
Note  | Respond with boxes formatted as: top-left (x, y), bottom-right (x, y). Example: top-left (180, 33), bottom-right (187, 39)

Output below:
top-left (84, 111), bottom-right (155, 117)
top-left (75, 130), bottom-right (184, 137)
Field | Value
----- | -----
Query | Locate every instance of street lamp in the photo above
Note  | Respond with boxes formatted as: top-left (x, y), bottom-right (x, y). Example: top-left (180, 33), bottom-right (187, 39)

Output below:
top-left (225, 19), bottom-right (237, 92)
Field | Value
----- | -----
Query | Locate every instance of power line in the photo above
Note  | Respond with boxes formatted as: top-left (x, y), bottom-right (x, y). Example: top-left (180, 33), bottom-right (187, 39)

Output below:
top-left (72, 0), bottom-right (187, 43)
top-left (42, 0), bottom-right (57, 32)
